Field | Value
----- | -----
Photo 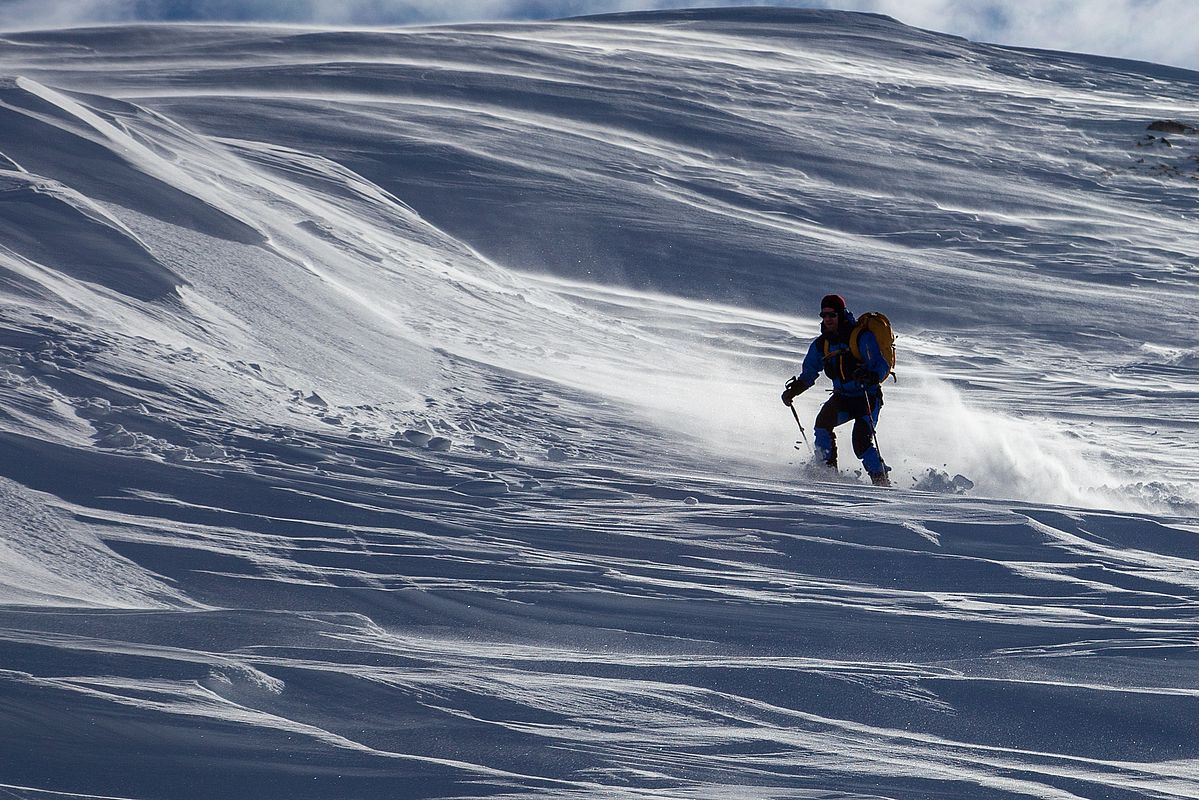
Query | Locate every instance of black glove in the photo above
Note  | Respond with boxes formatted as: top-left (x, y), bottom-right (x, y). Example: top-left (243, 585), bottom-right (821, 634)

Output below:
top-left (781, 376), bottom-right (807, 406)
top-left (852, 366), bottom-right (879, 385)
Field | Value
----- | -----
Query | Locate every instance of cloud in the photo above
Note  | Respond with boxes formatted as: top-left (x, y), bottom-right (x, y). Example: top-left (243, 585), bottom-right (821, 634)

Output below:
top-left (836, 0), bottom-right (1199, 71)
top-left (0, 0), bottom-right (1195, 70)
top-left (0, 0), bottom-right (661, 27)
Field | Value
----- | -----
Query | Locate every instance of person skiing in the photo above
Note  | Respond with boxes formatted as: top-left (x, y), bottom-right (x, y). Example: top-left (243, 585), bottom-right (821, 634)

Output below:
top-left (781, 294), bottom-right (892, 486)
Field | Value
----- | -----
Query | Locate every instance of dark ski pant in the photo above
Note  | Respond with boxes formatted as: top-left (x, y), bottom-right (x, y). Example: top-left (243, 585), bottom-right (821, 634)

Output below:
top-left (812, 392), bottom-right (885, 474)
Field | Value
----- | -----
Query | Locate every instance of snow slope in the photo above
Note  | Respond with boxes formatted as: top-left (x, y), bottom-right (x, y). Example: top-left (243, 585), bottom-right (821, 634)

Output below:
top-left (0, 8), bottom-right (1196, 799)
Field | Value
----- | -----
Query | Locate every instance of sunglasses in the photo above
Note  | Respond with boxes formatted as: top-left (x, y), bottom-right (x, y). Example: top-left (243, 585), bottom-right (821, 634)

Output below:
top-left (820, 311), bottom-right (839, 319)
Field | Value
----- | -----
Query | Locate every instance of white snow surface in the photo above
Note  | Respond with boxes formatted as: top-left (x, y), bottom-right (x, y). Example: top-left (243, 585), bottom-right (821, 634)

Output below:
top-left (0, 8), bottom-right (1197, 798)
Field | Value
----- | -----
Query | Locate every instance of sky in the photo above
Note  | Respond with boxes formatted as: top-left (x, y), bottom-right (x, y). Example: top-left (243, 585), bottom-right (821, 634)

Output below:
top-left (0, 0), bottom-right (1197, 73)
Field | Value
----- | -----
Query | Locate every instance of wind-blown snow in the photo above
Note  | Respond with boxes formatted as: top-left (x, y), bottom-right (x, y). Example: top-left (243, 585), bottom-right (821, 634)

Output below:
top-left (0, 8), bottom-right (1196, 799)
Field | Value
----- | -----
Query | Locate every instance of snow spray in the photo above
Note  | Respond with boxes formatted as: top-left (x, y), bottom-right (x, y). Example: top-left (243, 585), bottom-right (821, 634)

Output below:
top-left (887, 370), bottom-right (1192, 514)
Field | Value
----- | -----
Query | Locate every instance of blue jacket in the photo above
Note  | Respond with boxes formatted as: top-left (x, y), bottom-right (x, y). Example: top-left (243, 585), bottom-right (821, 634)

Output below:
top-left (797, 312), bottom-right (890, 398)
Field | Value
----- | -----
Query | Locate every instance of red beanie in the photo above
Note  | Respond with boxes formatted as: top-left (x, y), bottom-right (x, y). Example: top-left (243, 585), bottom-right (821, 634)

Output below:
top-left (820, 294), bottom-right (847, 313)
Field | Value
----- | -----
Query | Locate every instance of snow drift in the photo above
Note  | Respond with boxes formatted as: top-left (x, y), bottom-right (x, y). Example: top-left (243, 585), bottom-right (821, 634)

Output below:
top-left (0, 9), bottom-right (1196, 799)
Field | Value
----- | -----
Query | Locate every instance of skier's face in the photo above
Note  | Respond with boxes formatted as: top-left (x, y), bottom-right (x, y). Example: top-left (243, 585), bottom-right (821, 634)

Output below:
top-left (820, 308), bottom-right (839, 334)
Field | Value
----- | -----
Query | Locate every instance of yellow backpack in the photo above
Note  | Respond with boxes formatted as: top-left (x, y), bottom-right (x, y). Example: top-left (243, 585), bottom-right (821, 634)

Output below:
top-left (824, 312), bottom-right (896, 381)
top-left (854, 312), bottom-right (895, 368)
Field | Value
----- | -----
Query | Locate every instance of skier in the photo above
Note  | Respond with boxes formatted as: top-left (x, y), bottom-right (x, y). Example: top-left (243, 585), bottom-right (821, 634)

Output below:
top-left (780, 294), bottom-right (892, 486)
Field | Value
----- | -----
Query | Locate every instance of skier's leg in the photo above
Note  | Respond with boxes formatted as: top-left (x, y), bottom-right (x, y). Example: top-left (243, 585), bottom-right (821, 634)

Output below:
top-left (813, 427), bottom-right (837, 468)
top-left (852, 399), bottom-right (890, 484)
top-left (813, 397), bottom-right (844, 469)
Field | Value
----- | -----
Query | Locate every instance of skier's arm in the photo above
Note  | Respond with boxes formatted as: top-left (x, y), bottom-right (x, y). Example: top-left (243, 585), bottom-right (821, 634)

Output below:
top-left (855, 331), bottom-right (890, 383)
top-left (781, 340), bottom-right (823, 405)
top-left (798, 339), bottom-right (824, 387)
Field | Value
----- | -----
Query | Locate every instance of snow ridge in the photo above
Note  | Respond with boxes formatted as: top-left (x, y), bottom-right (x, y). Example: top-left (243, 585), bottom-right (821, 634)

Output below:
top-left (0, 10), bottom-right (1196, 799)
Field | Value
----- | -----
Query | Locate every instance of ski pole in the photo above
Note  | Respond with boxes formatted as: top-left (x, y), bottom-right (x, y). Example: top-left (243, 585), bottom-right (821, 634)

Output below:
top-left (789, 404), bottom-right (811, 452)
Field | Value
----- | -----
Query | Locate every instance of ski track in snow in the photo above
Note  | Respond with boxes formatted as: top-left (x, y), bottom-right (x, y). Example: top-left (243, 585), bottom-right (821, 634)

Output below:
top-left (0, 9), bottom-right (1196, 799)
